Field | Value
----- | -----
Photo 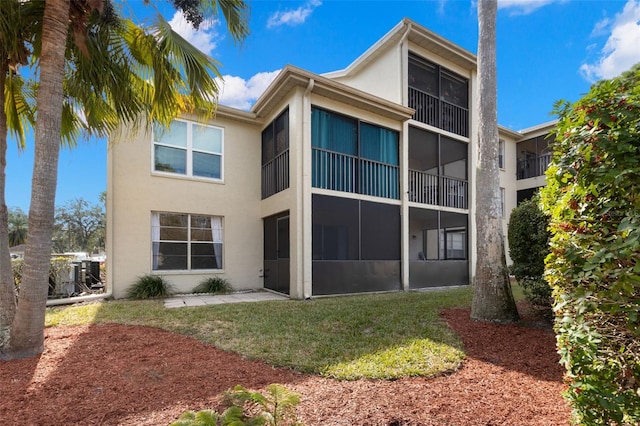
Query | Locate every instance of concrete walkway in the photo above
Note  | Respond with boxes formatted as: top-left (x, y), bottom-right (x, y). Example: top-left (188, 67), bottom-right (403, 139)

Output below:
top-left (164, 291), bottom-right (288, 308)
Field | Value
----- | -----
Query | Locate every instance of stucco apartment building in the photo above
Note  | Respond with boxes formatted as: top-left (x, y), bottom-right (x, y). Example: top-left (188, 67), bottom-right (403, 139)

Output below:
top-left (106, 18), bottom-right (554, 299)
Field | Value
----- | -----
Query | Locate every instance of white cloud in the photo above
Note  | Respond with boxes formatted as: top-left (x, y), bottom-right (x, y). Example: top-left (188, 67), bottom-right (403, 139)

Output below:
top-left (218, 70), bottom-right (281, 110)
top-left (580, 0), bottom-right (640, 81)
top-left (497, 0), bottom-right (558, 15)
top-left (168, 11), bottom-right (220, 56)
top-left (267, 0), bottom-right (322, 29)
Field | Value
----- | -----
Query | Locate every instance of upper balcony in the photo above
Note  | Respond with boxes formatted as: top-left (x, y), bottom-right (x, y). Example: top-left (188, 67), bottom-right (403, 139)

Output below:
top-left (408, 87), bottom-right (469, 137)
top-left (517, 153), bottom-right (551, 180)
top-left (408, 53), bottom-right (469, 138)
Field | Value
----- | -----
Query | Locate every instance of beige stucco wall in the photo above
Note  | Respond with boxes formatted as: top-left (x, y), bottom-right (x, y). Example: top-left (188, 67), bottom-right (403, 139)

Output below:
top-left (499, 133), bottom-right (520, 265)
top-left (107, 113), bottom-right (263, 299)
top-left (329, 43), bottom-right (403, 104)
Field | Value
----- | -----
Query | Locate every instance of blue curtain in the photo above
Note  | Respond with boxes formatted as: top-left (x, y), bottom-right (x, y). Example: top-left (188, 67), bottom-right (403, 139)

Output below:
top-left (360, 123), bottom-right (399, 165)
top-left (311, 108), bottom-right (357, 155)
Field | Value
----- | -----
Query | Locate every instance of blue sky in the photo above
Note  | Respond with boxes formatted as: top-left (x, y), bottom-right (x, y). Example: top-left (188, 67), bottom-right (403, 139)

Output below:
top-left (6, 0), bottom-right (640, 212)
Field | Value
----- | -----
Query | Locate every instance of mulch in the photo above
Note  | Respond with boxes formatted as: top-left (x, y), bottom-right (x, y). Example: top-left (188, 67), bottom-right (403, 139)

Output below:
top-left (0, 302), bottom-right (570, 425)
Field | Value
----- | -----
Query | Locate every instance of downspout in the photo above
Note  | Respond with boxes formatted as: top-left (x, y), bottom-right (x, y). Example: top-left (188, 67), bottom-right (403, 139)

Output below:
top-left (400, 22), bottom-right (412, 105)
top-left (399, 21), bottom-right (412, 292)
top-left (301, 78), bottom-right (314, 299)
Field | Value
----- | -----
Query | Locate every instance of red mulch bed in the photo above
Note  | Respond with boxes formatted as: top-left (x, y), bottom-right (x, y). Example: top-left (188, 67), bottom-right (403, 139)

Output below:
top-left (0, 303), bottom-right (570, 425)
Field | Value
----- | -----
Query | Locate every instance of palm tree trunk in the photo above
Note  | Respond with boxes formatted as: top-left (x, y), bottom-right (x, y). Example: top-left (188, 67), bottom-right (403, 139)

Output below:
top-left (0, 67), bottom-right (18, 354)
top-left (7, 0), bottom-right (69, 359)
top-left (471, 0), bottom-right (519, 322)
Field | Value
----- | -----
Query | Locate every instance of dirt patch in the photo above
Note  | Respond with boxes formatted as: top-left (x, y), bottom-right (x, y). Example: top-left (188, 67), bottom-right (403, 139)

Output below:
top-left (0, 303), bottom-right (570, 425)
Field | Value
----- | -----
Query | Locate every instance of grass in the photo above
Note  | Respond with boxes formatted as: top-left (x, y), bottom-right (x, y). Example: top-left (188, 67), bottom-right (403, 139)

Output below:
top-left (46, 286), bottom-right (487, 380)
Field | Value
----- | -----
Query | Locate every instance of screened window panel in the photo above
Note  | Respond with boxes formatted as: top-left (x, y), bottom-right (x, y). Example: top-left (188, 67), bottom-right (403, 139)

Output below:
top-left (275, 109), bottom-right (289, 155)
top-left (361, 201), bottom-right (400, 260)
top-left (408, 126), bottom-right (439, 173)
top-left (312, 194), bottom-right (359, 260)
top-left (192, 125), bottom-right (222, 153)
top-left (193, 152), bottom-right (221, 179)
top-left (441, 71), bottom-right (468, 108)
top-left (154, 242), bottom-right (188, 270)
top-left (440, 137), bottom-right (467, 180)
top-left (408, 55), bottom-right (438, 96)
top-left (262, 125), bottom-right (275, 165)
top-left (311, 108), bottom-right (357, 155)
top-left (155, 145), bottom-right (186, 174)
top-left (154, 121), bottom-right (187, 147)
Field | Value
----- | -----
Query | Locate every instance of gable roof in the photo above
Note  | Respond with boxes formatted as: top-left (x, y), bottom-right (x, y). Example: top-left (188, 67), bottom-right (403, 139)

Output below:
top-left (323, 18), bottom-right (477, 80)
top-left (252, 65), bottom-right (415, 122)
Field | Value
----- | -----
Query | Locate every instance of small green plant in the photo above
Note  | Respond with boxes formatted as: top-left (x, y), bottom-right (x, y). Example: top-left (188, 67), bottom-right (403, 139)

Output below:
top-left (171, 384), bottom-right (302, 426)
top-left (126, 274), bottom-right (173, 299)
top-left (192, 276), bottom-right (232, 294)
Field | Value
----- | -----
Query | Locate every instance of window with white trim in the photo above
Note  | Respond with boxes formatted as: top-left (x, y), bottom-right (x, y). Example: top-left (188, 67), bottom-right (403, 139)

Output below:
top-left (153, 120), bottom-right (223, 180)
top-left (498, 139), bottom-right (505, 169)
top-left (152, 212), bottom-right (223, 270)
top-left (500, 187), bottom-right (505, 218)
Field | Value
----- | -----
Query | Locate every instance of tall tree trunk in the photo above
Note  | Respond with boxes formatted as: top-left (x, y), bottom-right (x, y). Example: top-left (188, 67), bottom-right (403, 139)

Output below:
top-left (6, 0), bottom-right (69, 359)
top-left (0, 68), bottom-right (18, 353)
top-left (471, 0), bottom-right (519, 323)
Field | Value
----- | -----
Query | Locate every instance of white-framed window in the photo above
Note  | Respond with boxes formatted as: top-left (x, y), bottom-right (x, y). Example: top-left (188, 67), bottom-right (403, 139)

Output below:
top-left (500, 187), bottom-right (505, 218)
top-left (498, 138), bottom-right (505, 169)
top-left (151, 212), bottom-right (223, 271)
top-left (153, 120), bottom-right (223, 180)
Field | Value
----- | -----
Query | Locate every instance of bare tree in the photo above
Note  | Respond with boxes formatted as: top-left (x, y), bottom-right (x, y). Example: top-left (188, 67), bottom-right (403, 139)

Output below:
top-left (471, 0), bottom-right (519, 322)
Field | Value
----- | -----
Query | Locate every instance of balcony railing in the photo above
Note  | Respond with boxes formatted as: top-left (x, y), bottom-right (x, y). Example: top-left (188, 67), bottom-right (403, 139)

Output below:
top-left (261, 150), bottom-right (290, 199)
top-left (517, 153), bottom-right (551, 180)
top-left (409, 169), bottom-right (468, 209)
top-left (312, 148), bottom-right (399, 199)
top-left (408, 86), bottom-right (469, 137)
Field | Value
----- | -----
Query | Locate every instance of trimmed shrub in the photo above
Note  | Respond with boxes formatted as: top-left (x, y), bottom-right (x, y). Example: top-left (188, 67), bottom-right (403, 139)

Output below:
top-left (127, 275), bottom-right (173, 299)
top-left (540, 64), bottom-right (640, 425)
top-left (192, 276), bottom-right (232, 294)
top-left (507, 196), bottom-right (552, 309)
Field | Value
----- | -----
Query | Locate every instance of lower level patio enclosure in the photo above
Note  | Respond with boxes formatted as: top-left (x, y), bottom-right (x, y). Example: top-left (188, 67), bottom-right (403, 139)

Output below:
top-left (309, 194), bottom-right (469, 295)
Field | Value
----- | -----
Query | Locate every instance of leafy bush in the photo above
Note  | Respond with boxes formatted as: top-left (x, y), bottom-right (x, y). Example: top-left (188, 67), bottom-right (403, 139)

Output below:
top-left (507, 196), bottom-right (552, 309)
top-left (127, 275), bottom-right (173, 299)
top-left (540, 64), bottom-right (640, 425)
top-left (192, 276), bottom-right (232, 294)
top-left (172, 384), bottom-right (302, 426)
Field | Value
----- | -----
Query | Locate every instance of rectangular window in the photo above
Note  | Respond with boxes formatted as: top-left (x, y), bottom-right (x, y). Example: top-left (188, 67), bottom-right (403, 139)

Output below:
top-left (153, 120), bottom-right (223, 180)
top-left (152, 212), bottom-right (223, 271)
top-left (500, 187), bottom-right (505, 218)
top-left (498, 139), bottom-right (505, 169)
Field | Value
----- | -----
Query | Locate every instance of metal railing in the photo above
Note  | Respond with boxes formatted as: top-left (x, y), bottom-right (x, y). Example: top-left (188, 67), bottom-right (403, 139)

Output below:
top-left (261, 150), bottom-right (290, 199)
top-left (312, 148), bottom-right (399, 199)
top-left (517, 153), bottom-right (551, 180)
top-left (409, 169), bottom-right (468, 209)
top-left (408, 86), bottom-right (469, 137)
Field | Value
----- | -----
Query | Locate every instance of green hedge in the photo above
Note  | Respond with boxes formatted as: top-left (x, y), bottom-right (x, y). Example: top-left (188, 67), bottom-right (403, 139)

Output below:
top-left (540, 64), bottom-right (640, 425)
top-left (507, 196), bottom-right (551, 308)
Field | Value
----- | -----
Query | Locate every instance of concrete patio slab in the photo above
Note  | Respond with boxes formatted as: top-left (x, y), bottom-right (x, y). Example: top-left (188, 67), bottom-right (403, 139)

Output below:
top-left (164, 291), bottom-right (288, 308)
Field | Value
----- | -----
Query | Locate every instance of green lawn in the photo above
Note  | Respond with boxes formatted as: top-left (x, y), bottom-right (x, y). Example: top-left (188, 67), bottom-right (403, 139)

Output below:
top-left (46, 286), bottom-right (482, 380)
